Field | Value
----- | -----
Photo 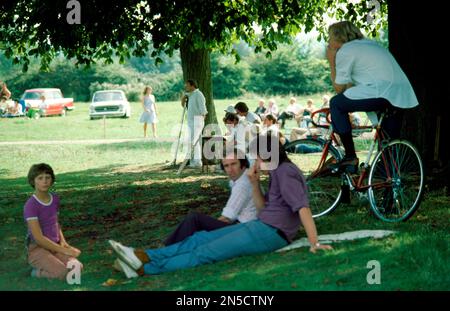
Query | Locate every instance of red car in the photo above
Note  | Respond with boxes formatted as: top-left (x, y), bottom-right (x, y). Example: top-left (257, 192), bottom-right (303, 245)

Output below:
top-left (20, 88), bottom-right (75, 118)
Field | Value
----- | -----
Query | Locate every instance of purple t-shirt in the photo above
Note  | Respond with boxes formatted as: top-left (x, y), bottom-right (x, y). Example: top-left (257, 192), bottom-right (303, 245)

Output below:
top-left (23, 193), bottom-right (60, 243)
top-left (258, 161), bottom-right (309, 242)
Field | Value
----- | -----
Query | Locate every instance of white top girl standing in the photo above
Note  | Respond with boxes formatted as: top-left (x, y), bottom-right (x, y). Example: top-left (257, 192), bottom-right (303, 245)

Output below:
top-left (139, 86), bottom-right (158, 138)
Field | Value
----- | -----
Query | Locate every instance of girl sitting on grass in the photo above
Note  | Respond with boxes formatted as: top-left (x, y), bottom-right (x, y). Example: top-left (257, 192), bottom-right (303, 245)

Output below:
top-left (24, 163), bottom-right (82, 280)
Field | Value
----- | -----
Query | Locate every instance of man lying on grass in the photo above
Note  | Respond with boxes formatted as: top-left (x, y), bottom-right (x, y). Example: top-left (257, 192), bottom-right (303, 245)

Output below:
top-left (109, 133), bottom-right (332, 278)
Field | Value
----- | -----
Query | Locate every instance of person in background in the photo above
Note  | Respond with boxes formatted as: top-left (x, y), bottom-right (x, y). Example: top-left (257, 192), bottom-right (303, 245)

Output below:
top-left (263, 114), bottom-right (287, 145)
top-left (139, 86), bottom-right (158, 138)
top-left (296, 99), bottom-right (315, 128)
top-left (277, 97), bottom-right (302, 129)
top-left (234, 101), bottom-right (261, 124)
top-left (181, 79), bottom-right (208, 168)
top-left (254, 99), bottom-right (267, 118)
top-left (262, 98), bottom-right (279, 120)
top-left (0, 81), bottom-right (12, 115)
top-left (321, 95), bottom-right (330, 109)
top-left (0, 81), bottom-right (11, 102)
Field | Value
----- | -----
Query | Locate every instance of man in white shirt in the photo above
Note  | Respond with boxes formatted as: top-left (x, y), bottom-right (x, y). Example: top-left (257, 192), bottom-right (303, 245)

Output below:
top-left (326, 21), bottom-right (419, 174)
top-left (181, 79), bottom-right (208, 168)
top-left (164, 149), bottom-right (257, 245)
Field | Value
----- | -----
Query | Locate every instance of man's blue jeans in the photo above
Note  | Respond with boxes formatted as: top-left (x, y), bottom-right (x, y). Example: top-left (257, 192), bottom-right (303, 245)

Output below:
top-left (143, 220), bottom-right (288, 275)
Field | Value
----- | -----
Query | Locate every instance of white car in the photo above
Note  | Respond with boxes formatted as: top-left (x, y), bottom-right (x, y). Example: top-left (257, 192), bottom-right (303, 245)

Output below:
top-left (89, 90), bottom-right (131, 119)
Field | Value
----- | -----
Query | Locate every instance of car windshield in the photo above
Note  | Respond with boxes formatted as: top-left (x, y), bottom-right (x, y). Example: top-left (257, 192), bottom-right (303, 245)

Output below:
top-left (93, 92), bottom-right (124, 102)
top-left (22, 92), bottom-right (42, 100)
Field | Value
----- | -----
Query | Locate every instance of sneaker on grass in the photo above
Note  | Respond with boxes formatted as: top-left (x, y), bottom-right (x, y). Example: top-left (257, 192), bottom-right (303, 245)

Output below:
top-left (108, 240), bottom-right (142, 270)
top-left (115, 259), bottom-right (139, 279)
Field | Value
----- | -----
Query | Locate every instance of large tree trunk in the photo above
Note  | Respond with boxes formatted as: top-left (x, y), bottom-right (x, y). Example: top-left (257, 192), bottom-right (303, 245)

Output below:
top-left (180, 40), bottom-right (218, 127)
top-left (388, 1), bottom-right (450, 191)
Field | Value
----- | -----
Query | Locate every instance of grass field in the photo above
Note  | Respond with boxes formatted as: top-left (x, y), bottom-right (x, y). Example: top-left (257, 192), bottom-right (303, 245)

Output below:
top-left (0, 96), bottom-right (449, 291)
top-left (0, 94), bottom-right (327, 142)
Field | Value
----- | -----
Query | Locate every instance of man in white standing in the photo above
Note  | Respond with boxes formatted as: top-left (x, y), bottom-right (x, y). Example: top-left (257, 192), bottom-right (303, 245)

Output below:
top-left (182, 79), bottom-right (208, 168)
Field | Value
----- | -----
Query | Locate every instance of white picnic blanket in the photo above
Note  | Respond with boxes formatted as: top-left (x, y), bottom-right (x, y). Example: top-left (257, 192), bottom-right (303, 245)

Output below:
top-left (276, 230), bottom-right (396, 252)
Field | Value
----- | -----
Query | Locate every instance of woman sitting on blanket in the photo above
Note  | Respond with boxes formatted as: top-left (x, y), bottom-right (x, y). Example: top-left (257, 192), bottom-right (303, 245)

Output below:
top-left (108, 132), bottom-right (332, 278)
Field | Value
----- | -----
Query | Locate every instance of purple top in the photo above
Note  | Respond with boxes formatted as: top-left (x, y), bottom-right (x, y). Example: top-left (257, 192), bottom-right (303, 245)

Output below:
top-left (258, 161), bottom-right (309, 242)
top-left (23, 193), bottom-right (60, 243)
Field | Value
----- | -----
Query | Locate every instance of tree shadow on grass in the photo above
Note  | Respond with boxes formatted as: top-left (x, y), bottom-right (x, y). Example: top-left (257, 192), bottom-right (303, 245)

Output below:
top-left (155, 230), bottom-right (449, 291)
top-left (0, 162), bottom-right (233, 289)
top-left (1, 162), bottom-right (448, 290)
top-left (0, 162), bottom-right (230, 250)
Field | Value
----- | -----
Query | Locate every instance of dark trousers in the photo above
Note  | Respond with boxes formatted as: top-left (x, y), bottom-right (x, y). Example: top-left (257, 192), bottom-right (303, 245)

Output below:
top-left (277, 111), bottom-right (295, 128)
top-left (330, 93), bottom-right (403, 157)
top-left (330, 93), bottom-right (403, 137)
top-left (164, 212), bottom-right (232, 246)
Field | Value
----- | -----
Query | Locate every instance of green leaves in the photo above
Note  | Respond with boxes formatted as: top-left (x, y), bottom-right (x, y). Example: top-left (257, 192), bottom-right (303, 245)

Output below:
top-left (0, 0), bottom-right (387, 72)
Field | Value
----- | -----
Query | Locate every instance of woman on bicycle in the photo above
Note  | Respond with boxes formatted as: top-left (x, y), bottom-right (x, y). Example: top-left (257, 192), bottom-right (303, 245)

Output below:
top-left (326, 21), bottom-right (419, 173)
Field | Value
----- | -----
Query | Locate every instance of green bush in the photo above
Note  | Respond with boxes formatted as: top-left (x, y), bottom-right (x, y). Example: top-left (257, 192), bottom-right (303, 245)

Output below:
top-left (211, 52), bottom-right (249, 99)
top-left (2, 39), bottom-right (333, 102)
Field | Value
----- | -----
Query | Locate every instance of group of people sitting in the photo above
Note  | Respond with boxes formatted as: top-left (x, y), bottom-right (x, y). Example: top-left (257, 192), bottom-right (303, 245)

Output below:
top-left (220, 96), bottom-right (334, 147)
top-left (108, 135), bottom-right (332, 278)
top-left (254, 97), bottom-right (328, 129)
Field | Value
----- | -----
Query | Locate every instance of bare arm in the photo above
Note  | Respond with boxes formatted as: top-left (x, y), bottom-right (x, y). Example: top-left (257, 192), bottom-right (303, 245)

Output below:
top-left (28, 220), bottom-right (80, 257)
top-left (59, 228), bottom-right (68, 247)
top-left (217, 216), bottom-right (232, 223)
top-left (299, 207), bottom-right (333, 253)
top-left (59, 228), bottom-right (81, 253)
top-left (247, 162), bottom-right (266, 211)
top-left (180, 93), bottom-right (187, 108)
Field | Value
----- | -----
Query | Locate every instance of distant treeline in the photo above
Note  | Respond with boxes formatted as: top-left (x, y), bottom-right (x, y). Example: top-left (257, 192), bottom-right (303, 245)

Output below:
top-left (1, 40), bottom-right (333, 102)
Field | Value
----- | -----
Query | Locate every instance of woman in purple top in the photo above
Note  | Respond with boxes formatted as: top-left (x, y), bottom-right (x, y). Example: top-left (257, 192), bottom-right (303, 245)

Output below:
top-left (108, 133), bottom-right (332, 278)
top-left (24, 163), bottom-right (82, 280)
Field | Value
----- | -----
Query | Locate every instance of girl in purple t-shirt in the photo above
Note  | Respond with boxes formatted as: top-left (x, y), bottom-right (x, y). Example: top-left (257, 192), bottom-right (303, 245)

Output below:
top-left (24, 163), bottom-right (82, 280)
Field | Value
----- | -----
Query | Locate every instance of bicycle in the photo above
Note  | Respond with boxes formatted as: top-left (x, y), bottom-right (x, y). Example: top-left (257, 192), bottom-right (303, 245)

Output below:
top-left (284, 108), bottom-right (424, 222)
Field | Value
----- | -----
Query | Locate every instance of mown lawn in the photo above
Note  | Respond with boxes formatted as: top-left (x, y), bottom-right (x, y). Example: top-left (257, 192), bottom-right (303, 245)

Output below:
top-left (0, 97), bottom-right (448, 291)
top-left (0, 94), bottom-right (328, 142)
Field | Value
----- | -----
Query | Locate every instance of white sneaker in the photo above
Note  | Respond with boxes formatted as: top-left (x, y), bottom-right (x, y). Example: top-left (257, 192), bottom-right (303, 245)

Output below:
top-left (115, 259), bottom-right (139, 278)
top-left (112, 259), bottom-right (122, 272)
top-left (108, 240), bottom-right (142, 270)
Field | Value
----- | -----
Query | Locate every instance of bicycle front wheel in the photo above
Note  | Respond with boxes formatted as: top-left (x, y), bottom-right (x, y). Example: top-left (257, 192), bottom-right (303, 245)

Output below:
top-left (285, 138), bottom-right (343, 218)
top-left (368, 140), bottom-right (424, 222)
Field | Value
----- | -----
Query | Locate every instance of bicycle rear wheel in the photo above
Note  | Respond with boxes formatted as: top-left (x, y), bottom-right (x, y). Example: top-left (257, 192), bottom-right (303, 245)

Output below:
top-left (285, 138), bottom-right (343, 218)
top-left (368, 140), bottom-right (424, 222)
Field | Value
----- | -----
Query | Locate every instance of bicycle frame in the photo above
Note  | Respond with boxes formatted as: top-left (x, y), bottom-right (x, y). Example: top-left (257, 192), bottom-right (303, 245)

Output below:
top-left (309, 108), bottom-right (394, 193)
